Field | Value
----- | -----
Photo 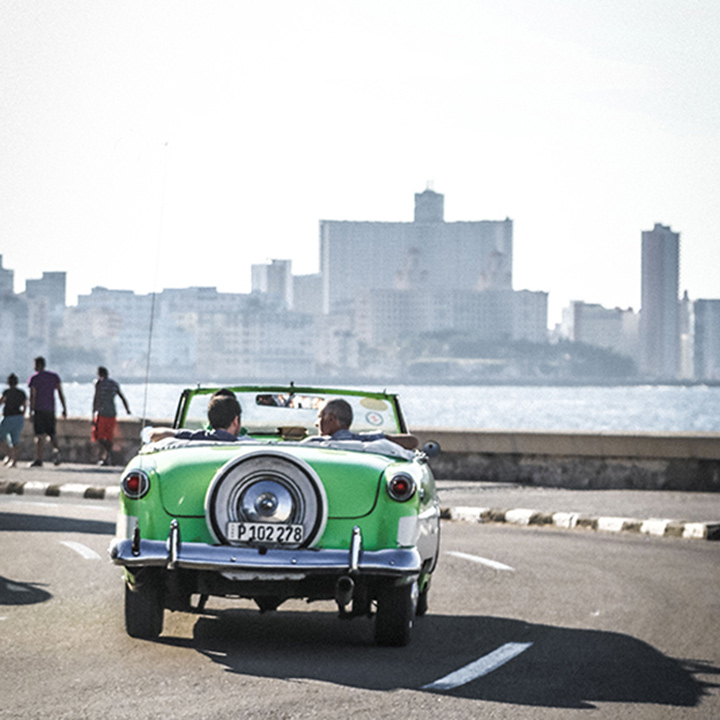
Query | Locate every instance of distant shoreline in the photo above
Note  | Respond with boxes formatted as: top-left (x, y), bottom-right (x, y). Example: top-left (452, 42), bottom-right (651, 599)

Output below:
top-left (65, 376), bottom-right (720, 389)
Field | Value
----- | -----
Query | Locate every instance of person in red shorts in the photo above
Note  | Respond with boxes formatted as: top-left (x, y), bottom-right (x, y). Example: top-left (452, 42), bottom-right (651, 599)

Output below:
top-left (92, 366), bottom-right (131, 466)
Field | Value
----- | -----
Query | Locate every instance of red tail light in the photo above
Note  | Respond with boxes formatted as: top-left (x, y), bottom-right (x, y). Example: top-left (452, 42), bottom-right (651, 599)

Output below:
top-left (121, 470), bottom-right (150, 499)
top-left (386, 473), bottom-right (416, 502)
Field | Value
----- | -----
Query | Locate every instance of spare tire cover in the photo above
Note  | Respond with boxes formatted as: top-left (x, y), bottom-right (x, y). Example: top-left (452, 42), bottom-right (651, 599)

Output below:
top-left (205, 449), bottom-right (328, 548)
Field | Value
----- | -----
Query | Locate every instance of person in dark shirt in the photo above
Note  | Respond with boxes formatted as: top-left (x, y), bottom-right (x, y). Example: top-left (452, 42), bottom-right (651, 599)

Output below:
top-left (28, 356), bottom-right (67, 467)
top-left (0, 374), bottom-right (27, 467)
top-left (148, 391), bottom-right (245, 443)
top-left (92, 366), bottom-right (131, 466)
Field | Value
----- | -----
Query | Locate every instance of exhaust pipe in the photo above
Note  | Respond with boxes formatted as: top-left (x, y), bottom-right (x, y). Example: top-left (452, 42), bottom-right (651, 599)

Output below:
top-left (335, 575), bottom-right (355, 608)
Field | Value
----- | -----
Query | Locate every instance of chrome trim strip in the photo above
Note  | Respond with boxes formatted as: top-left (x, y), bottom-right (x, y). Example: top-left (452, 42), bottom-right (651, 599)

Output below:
top-left (167, 519), bottom-right (180, 570)
top-left (109, 538), bottom-right (422, 576)
top-left (349, 525), bottom-right (362, 573)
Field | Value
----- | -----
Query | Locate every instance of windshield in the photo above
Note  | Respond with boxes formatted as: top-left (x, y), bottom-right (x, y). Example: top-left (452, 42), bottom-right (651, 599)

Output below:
top-left (178, 386), bottom-right (405, 438)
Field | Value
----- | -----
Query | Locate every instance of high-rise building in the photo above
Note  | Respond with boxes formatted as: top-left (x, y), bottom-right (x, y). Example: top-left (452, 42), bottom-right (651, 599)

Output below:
top-left (23, 271), bottom-right (67, 355)
top-left (562, 301), bottom-right (638, 360)
top-left (0, 255), bottom-right (14, 296)
top-left (251, 259), bottom-right (293, 309)
top-left (25, 271), bottom-right (66, 309)
top-left (319, 189), bottom-right (513, 313)
top-left (0, 295), bottom-right (29, 375)
top-left (679, 290), bottom-right (694, 380)
top-left (694, 299), bottom-right (720, 380)
top-left (292, 274), bottom-right (322, 315)
top-left (640, 223), bottom-right (680, 378)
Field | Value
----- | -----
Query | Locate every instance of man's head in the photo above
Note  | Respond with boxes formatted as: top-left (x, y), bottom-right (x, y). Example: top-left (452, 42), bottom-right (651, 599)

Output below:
top-left (97, 366), bottom-right (108, 379)
top-left (317, 398), bottom-right (353, 436)
top-left (34, 356), bottom-right (46, 371)
top-left (207, 392), bottom-right (242, 435)
top-left (7, 373), bottom-right (18, 387)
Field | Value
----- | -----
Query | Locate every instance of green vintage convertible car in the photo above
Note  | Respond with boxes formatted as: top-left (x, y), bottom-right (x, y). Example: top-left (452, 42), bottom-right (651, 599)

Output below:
top-left (110, 385), bottom-right (441, 646)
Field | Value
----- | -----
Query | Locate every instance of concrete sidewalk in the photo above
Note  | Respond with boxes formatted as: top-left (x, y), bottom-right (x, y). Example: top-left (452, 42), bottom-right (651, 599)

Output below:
top-left (2, 463), bottom-right (719, 540)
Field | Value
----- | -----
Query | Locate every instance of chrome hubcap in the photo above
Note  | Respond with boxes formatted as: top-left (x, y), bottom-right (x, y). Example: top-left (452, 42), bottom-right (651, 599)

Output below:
top-left (240, 480), bottom-right (294, 522)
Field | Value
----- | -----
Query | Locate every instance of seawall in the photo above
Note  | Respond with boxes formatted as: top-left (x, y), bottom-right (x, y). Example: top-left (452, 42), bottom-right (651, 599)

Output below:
top-left (413, 428), bottom-right (720, 492)
top-left (8, 417), bottom-right (720, 492)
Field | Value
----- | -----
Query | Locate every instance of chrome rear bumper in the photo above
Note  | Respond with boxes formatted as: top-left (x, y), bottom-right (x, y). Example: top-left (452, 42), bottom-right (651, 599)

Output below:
top-left (109, 522), bottom-right (422, 578)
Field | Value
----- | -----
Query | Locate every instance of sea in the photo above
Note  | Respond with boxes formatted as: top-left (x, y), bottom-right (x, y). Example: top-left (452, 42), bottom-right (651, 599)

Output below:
top-left (61, 382), bottom-right (720, 433)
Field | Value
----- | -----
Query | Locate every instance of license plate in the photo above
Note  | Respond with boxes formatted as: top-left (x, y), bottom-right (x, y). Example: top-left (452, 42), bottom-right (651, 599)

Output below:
top-left (227, 522), bottom-right (304, 544)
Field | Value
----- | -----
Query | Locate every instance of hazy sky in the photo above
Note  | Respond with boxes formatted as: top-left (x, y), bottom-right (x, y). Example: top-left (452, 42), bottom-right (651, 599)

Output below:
top-left (1, 0), bottom-right (718, 326)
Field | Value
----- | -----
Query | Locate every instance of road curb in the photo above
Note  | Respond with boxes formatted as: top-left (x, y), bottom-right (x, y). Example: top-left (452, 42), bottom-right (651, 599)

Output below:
top-left (0, 480), bottom-right (121, 503)
top-left (3, 480), bottom-right (719, 541)
top-left (441, 505), bottom-right (720, 541)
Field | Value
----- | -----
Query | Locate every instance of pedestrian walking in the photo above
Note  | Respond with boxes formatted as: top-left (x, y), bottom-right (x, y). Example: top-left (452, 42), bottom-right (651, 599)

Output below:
top-left (28, 356), bottom-right (67, 467)
top-left (92, 366), bottom-right (131, 466)
top-left (0, 373), bottom-right (27, 467)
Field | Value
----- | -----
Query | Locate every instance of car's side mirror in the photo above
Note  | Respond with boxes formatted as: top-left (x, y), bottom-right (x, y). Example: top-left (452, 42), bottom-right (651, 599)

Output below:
top-left (421, 440), bottom-right (441, 459)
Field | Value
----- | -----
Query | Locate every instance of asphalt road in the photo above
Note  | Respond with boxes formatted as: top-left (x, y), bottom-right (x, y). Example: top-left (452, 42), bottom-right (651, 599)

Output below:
top-left (1, 493), bottom-right (718, 719)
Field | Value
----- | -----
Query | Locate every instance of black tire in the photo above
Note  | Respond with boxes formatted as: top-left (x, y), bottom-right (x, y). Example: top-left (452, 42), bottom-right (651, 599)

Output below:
top-left (416, 583), bottom-right (429, 617)
top-left (374, 581), bottom-right (417, 647)
top-left (125, 576), bottom-right (164, 639)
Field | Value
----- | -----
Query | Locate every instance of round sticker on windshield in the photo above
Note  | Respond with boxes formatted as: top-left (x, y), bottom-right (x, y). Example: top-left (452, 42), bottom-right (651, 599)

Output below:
top-left (360, 398), bottom-right (388, 411)
top-left (365, 411), bottom-right (384, 426)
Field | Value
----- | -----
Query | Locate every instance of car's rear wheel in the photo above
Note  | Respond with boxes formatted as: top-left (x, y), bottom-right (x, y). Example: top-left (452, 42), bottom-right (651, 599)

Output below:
top-left (125, 573), bottom-right (164, 639)
top-left (416, 582), bottom-right (429, 617)
top-left (374, 580), bottom-right (418, 647)
top-left (205, 450), bottom-right (327, 548)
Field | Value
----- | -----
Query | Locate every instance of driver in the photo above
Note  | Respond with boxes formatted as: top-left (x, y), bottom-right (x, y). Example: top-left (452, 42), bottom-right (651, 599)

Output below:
top-left (148, 392), bottom-right (246, 443)
top-left (309, 398), bottom-right (418, 450)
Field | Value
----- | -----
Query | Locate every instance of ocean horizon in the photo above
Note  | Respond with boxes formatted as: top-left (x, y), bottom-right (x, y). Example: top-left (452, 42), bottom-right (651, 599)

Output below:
top-left (59, 382), bottom-right (720, 434)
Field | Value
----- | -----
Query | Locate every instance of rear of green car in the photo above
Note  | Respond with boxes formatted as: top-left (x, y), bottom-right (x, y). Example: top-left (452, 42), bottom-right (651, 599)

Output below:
top-left (111, 386), bottom-right (440, 646)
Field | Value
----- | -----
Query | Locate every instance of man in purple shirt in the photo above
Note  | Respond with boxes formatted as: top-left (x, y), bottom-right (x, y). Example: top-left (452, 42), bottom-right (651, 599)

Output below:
top-left (28, 356), bottom-right (67, 467)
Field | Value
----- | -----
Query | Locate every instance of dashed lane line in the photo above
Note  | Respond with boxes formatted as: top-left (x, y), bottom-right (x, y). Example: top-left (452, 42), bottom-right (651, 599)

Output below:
top-left (446, 550), bottom-right (515, 572)
top-left (60, 541), bottom-right (101, 560)
top-left (422, 642), bottom-right (534, 691)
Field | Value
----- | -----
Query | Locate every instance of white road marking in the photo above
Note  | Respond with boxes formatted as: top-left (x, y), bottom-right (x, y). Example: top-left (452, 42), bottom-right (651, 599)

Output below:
top-left (446, 550), bottom-right (515, 572)
top-left (60, 541), bottom-right (101, 560)
top-left (6, 500), bottom-right (64, 508)
top-left (1, 498), bottom-right (113, 512)
top-left (422, 642), bottom-right (534, 691)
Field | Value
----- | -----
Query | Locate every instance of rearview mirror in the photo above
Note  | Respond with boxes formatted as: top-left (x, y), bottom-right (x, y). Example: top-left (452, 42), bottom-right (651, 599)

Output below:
top-left (256, 393), bottom-right (324, 409)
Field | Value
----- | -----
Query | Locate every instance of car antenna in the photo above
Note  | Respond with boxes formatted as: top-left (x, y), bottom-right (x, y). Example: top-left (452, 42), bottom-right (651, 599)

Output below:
top-left (140, 140), bottom-right (170, 430)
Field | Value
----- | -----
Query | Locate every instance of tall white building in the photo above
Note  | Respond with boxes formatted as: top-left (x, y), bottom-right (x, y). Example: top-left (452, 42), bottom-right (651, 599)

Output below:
top-left (562, 301), bottom-right (638, 360)
top-left (679, 291), bottom-right (694, 380)
top-left (252, 259), bottom-right (293, 309)
top-left (694, 299), bottom-right (720, 380)
top-left (320, 189), bottom-right (513, 313)
top-left (0, 255), bottom-right (14, 296)
top-left (292, 274), bottom-right (323, 315)
top-left (640, 223), bottom-right (680, 378)
top-left (0, 295), bottom-right (28, 376)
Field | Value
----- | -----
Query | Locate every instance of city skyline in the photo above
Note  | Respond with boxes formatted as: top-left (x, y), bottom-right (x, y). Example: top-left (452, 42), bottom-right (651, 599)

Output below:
top-left (1, 1), bottom-right (718, 327)
top-left (0, 212), bottom-right (712, 332)
top-left (4, 207), bottom-right (718, 381)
